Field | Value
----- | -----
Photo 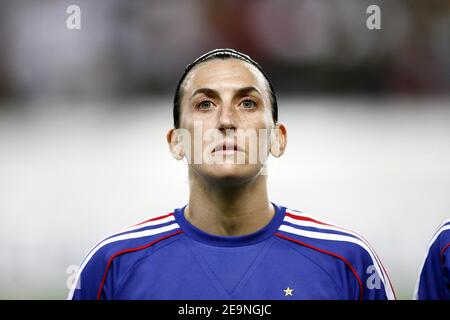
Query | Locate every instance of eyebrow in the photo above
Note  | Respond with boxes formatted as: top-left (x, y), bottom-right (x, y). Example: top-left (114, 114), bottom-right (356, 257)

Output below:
top-left (190, 86), bottom-right (262, 100)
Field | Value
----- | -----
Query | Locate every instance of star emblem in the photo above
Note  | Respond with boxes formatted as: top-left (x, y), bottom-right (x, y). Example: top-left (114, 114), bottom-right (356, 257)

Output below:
top-left (283, 287), bottom-right (294, 297)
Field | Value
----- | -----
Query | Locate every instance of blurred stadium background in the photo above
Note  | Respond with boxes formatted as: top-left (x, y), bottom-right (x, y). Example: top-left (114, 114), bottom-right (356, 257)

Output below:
top-left (0, 0), bottom-right (449, 299)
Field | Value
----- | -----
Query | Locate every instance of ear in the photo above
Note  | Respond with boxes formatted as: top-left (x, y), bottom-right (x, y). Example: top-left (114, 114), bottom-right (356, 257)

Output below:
top-left (167, 128), bottom-right (185, 160)
top-left (270, 123), bottom-right (287, 158)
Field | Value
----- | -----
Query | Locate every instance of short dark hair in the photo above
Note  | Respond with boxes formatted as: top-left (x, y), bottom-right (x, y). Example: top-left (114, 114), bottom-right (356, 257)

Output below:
top-left (173, 48), bottom-right (278, 128)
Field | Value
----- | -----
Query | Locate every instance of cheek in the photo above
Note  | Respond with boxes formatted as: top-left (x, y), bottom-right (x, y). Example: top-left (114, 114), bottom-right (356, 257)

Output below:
top-left (253, 115), bottom-right (274, 132)
top-left (180, 108), bottom-right (217, 129)
top-left (253, 101), bottom-right (274, 126)
top-left (263, 107), bottom-right (275, 127)
top-left (240, 109), bottom-right (272, 130)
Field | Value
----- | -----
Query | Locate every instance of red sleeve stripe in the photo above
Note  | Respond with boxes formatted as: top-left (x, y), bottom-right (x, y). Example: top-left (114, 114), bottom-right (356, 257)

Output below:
top-left (285, 212), bottom-right (332, 226)
top-left (440, 243), bottom-right (450, 264)
top-left (133, 213), bottom-right (174, 226)
top-left (275, 232), bottom-right (364, 300)
top-left (97, 229), bottom-right (183, 300)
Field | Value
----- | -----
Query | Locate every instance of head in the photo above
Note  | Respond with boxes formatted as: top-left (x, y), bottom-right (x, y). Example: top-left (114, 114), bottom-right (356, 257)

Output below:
top-left (167, 48), bottom-right (287, 185)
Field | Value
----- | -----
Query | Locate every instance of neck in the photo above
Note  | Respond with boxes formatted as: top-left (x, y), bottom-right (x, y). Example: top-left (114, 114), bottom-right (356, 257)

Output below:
top-left (185, 169), bottom-right (275, 236)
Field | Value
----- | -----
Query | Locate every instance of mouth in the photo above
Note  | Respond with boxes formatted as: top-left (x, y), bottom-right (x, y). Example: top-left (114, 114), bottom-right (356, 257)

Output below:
top-left (212, 142), bottom-right (244, 154)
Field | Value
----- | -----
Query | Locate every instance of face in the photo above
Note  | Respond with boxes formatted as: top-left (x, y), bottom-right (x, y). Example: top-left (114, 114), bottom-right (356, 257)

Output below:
top-left (168, 58), bottom-right (287, 185)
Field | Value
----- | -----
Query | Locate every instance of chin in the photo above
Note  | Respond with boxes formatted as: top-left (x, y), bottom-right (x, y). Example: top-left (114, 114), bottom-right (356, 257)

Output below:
top-left (195, 164), bottom-right (263, 186)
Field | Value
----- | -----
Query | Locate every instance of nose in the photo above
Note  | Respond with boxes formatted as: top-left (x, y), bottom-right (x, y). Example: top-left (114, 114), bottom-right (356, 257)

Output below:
top-left (217, 104), bottom-right (237, 133)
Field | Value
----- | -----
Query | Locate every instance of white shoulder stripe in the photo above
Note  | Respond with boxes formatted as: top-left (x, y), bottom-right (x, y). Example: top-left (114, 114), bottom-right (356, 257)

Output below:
top-left (286, 209), bottom-right (371, 243)
top-left (79, 215), bottom-right (176, 267)
top-left (285, 210), bottom-right (394, 296)
top-left (278, 224), bottom-right (395, 300)
top-left (67, 222), bottom-right (180, 300)
top-left (284, 215), bottom-right (360, 237)
top-left (413, 224), bottom-right (450, 299)
top-left (284, 214), bottom-right (386, 276)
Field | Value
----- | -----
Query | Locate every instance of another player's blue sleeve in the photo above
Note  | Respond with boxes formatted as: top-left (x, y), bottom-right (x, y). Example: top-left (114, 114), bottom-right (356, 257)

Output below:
top-left (415, 224), bottom-right (450, 300)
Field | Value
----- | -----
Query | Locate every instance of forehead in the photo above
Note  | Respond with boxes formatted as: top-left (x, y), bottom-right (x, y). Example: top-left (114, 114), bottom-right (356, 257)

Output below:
top-left (182, 58), bottom-right (269, 95)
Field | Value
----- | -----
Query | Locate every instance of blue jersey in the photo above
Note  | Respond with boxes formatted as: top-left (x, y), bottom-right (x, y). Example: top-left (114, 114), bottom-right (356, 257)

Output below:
top-left (415, 220), bottom-right (450, 300)
top-left (68, 203), bottom-right (395, 300)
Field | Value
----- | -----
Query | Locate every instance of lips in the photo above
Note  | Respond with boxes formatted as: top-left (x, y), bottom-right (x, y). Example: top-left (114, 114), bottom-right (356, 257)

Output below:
top-left (212, 141), bottom-right (244, 153)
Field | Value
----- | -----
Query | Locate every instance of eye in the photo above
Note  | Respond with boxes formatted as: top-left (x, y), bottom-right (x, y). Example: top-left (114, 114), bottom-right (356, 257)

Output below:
top-left (241, 99), bottom-right (256, 109)
top-left (197, 100), bottom-right (213, 110)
